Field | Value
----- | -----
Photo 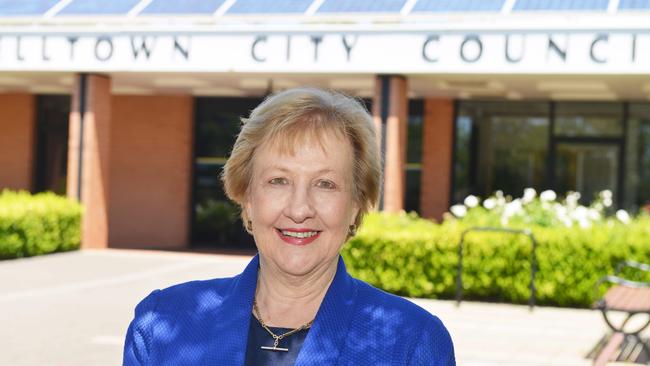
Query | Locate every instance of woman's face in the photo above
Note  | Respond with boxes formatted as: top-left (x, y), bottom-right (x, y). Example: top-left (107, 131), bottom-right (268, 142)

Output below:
top-left (244, 130), bottom-right (359, 277)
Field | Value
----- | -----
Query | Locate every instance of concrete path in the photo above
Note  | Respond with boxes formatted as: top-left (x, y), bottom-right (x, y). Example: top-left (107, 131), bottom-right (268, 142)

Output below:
top-left (0, 249), bottom-right (637, 365)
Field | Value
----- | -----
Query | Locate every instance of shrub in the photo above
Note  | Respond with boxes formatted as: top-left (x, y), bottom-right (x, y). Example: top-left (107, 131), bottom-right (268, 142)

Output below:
top-left (0, 190), bottom-right (83, 259)
top-left (195, 199), bottom-right (240, 244)
top-left (342, 211), bottom-right (650, 308)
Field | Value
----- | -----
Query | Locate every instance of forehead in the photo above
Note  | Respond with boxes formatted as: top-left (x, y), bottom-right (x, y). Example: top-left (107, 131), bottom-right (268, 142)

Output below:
top-left (263, 114), bottom-right (348, 155)
top-left (253, 129), bottom-right (354, 173)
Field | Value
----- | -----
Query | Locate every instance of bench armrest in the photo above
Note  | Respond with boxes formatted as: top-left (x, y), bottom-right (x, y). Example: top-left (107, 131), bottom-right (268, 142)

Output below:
top-left (593, 275), bottom-right (650, 308)
top-left (615, 260), bottom-right (650, 275)
top-left (597, 275), bottom-right (650, 289)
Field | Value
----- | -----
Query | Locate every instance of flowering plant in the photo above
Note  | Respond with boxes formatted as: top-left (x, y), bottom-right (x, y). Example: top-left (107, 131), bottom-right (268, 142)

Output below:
top-left (447, 188), bottom-right (633, 228)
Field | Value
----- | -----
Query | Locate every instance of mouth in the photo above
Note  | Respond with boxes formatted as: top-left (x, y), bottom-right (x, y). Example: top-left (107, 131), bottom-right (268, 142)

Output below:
top-left (275, 228), bottom-right (321, 246)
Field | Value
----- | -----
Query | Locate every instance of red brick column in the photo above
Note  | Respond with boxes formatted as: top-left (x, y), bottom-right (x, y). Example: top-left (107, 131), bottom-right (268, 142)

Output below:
top-left (67, 74), bottom-right (112, 249)
top-left (0, 94), bottom-right (35, 191)
top-left (372, 75), bottom-right (408, 213)
top-left (420, 99), bottom-right (454, 221)
top-left (109, 95), bottom-right (193, 249)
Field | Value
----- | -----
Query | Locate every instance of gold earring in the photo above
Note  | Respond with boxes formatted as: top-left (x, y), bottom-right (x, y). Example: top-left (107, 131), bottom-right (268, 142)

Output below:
top-left (246, 220), bottom-right (253, 232)
top-left (348, 224), bottom-right (357, 236)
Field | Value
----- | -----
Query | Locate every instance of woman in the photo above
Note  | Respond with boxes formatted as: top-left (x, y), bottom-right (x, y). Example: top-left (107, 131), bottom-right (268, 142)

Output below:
top-left (123, 88), bottom-right (455, 365)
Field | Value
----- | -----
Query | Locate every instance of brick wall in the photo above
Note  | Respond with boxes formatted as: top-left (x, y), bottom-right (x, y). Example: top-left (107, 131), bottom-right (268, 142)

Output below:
top-left (109, 95), bottom-right (193, 249)
top-left (0, 94), bottom-right (35, 191)
top-left (420, 98), bottom-right (454, 221)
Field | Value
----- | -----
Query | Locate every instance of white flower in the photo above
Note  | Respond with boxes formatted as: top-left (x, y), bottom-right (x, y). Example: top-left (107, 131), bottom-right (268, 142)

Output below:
top-left (578, 218), bottom-right (591, 228)
top-left (600, 190), bottom-right (613, 200)
top-left (450, 204), bottom-right (467, 218)
top-left (522, 188), bottom-right (536, 204)
top-left (587, 208), bottom-right (601, 221)
top-left (571, 206), bottom-right (589, 222)
top-left (593, 202), bottom-right (604, 212)
top-left (603, 197), bottom-right (613, 208)
top-left (540, 190), bottom-right (557, 202)
top-left (483, 198), bottom-right (497, 210)
top-left (493, 190), bottom-right (507, 207)
top-left (553, 204), bottom-right (572, 227)
top-left (464, 195), bottom-right (479, 208)
top-left (566, 191), bottom-right (581, 207)
top-left (554, 203), bottom-right (567, 218)
top-left (616, 209), bottom-right (630, 224)
top-left (503, 199), bottom-right (523, 219)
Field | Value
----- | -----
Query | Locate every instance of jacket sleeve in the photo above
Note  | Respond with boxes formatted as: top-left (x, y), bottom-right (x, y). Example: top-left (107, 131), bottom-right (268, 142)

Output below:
top-left (408, 316), bottom-right (456, 366)
top-left (123, 289), bottom-right (161, 366)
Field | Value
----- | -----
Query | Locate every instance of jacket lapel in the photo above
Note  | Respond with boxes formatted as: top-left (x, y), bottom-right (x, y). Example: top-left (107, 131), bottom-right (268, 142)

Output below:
top-left (294, 256), bottom-right (359, 366)
top-left (210, 254), bottom-right (259, 365)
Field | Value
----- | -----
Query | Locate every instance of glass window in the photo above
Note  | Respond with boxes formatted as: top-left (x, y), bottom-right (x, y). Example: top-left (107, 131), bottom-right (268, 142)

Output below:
top-left (193, 97), bottom-right (261, 249)
top-left (405, 99), bottom-right (423, 214)
top-left (454, 102), bottom-right (550, 202)
top-left (626, 103), bottom-right (650, 211)
top-left (554, 102), bottom-right (623, 137)
top-left (35, 95), bottom-right (70, 195)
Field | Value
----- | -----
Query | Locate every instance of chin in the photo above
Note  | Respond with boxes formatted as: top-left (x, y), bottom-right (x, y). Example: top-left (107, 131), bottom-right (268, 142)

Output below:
top-left (277, 255), bottom-right (320, 277)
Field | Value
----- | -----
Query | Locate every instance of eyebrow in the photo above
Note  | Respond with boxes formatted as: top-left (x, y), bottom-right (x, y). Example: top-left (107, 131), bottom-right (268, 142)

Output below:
top-left (261, 166), bottom-right (337, 175)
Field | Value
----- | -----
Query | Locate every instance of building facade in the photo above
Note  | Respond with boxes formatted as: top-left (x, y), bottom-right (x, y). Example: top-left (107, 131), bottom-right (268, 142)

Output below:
top-left (1, 0), bottom-right (649, 250)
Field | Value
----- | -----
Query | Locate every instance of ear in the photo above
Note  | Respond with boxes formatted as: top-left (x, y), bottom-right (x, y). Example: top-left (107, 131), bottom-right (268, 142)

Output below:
top-left (243, 194), bottom-right (253, 222)
top-left (350, 202), bottom-right (360, 226)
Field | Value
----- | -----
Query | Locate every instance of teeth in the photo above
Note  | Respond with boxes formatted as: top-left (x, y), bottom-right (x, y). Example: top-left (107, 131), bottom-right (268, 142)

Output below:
top-left (281, 230), bottom-right (318, 238)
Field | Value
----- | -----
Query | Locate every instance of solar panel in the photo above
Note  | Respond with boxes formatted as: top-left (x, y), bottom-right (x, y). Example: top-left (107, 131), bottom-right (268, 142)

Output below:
top-left (513, 0), bottom-right (609, 11)
top-left (412, 0), bottom-right (505, 12)
top-left (57, 0), bottom-right (140, 15)
top-left (140, 0), bottom-right (227, 15)
top-left (619, 0), bottom-right (650, 9)
top-left (316, 0), bottom-right (407, 13)
top-left (0, 0), bottom-right (59, 16)
top-left (226, 0), bottom-right (312, 14)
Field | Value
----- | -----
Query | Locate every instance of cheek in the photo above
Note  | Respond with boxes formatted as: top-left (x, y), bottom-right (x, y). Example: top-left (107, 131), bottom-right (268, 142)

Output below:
top-left (314, 192), bottom-right (356, 227)
top-left (249, 186), bottom-right (286, 222)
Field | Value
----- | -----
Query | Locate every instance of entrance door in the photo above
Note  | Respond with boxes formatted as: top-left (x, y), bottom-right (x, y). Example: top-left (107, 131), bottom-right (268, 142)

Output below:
top-left (554, 142), bottom-right (620, 204)
top-left (35, 95), bottom-right (70, 195)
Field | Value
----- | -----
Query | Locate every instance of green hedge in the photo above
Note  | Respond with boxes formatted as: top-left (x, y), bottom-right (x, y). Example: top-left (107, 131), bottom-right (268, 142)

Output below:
top-left (0, 190), bottom-right (83, 259)
top-left (342, 212), bottom-right (650, 308)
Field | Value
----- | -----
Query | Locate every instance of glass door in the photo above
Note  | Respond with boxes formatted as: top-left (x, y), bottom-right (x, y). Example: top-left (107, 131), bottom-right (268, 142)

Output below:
top-left (551, 102), bottom-right (624, 206)
top-left (554, 142), bottom-right (620, 204)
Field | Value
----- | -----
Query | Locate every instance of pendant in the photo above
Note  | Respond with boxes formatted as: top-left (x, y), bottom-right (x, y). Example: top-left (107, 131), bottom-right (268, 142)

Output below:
top-left (261, 336), bottom-right (288, 352)
top-left (261, 345), bottom-right (289, 352)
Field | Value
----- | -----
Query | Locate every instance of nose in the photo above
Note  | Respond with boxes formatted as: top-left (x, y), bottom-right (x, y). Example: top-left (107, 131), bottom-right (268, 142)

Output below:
top-left (284, 182), bottom-right (316, 223)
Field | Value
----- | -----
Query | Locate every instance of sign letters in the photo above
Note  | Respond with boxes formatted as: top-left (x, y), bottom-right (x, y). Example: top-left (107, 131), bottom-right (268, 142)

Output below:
top-left (0, 31), bottom-right (646, 73)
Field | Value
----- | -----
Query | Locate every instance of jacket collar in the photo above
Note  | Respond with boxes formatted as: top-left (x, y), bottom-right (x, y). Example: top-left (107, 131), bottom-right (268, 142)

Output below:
top-left (224, 253), bottom-right (358, 366)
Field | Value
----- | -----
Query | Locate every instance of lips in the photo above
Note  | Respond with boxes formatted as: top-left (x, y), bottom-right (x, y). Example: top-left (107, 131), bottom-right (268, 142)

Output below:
top-left (275, 228), bottom-right (321, 246)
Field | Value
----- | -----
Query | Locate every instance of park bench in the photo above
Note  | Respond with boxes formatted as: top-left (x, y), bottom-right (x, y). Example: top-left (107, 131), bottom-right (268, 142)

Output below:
top-left (593, 261), bottom-right (650, 366)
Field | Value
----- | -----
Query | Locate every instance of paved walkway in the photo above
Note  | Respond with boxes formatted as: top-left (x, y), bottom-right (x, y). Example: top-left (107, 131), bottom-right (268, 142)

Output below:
top-left (0, 249), bottom-right (637, 365)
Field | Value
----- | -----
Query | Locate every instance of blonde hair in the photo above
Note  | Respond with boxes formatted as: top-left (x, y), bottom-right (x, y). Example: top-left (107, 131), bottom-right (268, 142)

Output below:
top-left (221, 87), bottom-right (381, 232)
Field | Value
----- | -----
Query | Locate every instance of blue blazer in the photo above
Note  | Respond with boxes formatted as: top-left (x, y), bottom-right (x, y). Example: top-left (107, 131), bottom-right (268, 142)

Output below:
top-left (123, 254), bottom-right (455, 365)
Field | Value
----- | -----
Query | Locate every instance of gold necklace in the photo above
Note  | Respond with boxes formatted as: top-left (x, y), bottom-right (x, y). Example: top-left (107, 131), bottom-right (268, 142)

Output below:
top-left (252, 298), bottom-right (314, 352)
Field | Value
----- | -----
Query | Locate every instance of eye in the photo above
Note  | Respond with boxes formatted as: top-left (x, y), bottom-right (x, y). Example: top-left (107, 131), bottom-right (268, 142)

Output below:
top-left (316, 179), bottom-right (336, 190)
top-left (269, 177), bottom-right (288, 185)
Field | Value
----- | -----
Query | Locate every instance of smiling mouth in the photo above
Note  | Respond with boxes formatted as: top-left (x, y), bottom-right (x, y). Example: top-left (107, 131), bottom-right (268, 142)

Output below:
top-left (275, 228), bottom-right (322, 245)
top-left (278, 229), bottom-right (320, 238)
